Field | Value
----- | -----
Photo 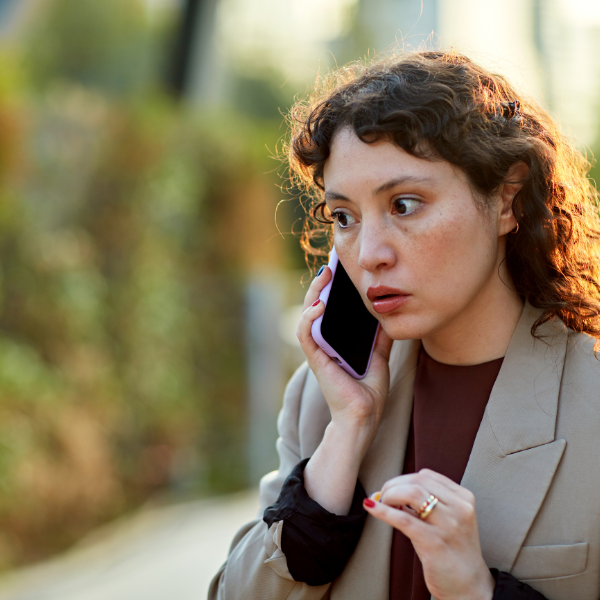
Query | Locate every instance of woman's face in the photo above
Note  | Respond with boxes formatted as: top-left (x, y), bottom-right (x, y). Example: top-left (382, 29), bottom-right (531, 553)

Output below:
top-left (323, 127), bottom-right (514, 343)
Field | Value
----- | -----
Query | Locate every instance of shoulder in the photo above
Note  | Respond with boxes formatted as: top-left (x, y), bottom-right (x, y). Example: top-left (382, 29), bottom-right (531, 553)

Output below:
top-left (563, 329), bottom-right (600, 389)
top-left (556, 330), bottom-right (600, 434)
top-left (527, 313), bottom-right (600, 388)
top-left (565, 329), bottom-right (600, 370)
top-left (554, 330), bottom-right (600, 470)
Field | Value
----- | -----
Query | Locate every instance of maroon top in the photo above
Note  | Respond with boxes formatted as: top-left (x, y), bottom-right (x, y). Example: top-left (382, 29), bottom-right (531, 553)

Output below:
top-left (389, 347), bottom-right (504, 600)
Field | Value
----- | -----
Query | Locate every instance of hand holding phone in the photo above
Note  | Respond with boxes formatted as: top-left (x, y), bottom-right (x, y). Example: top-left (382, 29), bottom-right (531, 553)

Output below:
top-left (296, 247), bottom-right (393, 449)
top-left (310, 248), bottom-right (380, 379)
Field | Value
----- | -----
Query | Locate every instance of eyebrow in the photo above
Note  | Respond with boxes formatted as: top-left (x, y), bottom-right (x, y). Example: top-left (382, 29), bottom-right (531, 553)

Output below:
top-left (324, 176), bottom-right (436, 202)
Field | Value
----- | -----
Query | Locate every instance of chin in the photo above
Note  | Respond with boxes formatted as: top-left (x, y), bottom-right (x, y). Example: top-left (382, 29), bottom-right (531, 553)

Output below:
top-left (378, 309), bottom-right (440, 341)
top-left (379, 314), bottom-right (425, 341)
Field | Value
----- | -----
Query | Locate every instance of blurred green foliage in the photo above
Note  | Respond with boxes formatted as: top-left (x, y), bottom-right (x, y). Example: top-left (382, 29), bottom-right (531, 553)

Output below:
top-left (0, 0), bottom-right (286, 568)
top-left (24, 0), bottom-right (160, 95)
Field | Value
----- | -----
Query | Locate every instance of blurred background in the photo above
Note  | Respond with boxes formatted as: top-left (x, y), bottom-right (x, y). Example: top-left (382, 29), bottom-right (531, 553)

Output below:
top-left (0, 0), bottom-right (596, 597)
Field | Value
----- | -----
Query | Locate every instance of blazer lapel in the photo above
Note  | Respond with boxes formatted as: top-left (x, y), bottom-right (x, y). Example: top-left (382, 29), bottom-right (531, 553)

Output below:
top-left (331, 338), bottom-right (420, 600)
top-left (461, 303), bottom-right (568, 572)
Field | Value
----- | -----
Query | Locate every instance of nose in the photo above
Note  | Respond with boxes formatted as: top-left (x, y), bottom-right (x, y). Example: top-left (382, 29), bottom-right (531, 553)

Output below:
top-left (357, 219), bottom-right (397, 273)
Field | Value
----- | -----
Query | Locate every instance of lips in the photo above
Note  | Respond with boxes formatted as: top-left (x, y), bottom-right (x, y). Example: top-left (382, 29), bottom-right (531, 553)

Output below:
top-left (366, 286), bottom-right (410, 314)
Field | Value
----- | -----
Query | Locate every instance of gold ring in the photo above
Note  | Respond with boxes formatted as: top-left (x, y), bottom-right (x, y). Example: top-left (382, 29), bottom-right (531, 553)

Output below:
top-left (416, 494), bottom-right (435, 514)
top-left (417, 495), bottom-right (439, 520)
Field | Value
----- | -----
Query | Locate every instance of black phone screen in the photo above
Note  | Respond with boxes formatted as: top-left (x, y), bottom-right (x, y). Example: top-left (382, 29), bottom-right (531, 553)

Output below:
top-left (321, 260), bottom-right (379, 375)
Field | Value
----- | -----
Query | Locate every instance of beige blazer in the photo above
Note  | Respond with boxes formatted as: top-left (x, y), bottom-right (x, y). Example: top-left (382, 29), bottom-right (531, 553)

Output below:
top-left (209, 304), bottom-right (600, 600)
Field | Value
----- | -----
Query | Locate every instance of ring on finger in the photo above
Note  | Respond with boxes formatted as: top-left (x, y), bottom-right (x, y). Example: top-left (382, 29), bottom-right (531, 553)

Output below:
top-left (416, 494), bottom-right (439, 520)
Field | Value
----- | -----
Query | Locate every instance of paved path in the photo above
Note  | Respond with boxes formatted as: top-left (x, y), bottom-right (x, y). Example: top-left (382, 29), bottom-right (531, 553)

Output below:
top-left (0, 489), bottom-right (259, 600)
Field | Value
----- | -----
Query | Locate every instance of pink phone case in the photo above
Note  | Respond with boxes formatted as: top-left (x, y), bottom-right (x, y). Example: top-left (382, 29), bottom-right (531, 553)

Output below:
top-left (311, 248), bottom-right (379, 379)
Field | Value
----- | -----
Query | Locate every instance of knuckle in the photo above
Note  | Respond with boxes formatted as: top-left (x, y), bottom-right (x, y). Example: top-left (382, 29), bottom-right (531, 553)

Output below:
top-left (414, 470), bottom-right (432, 486)
top-left (309, 275), bottom-right (321, 289)
top-left (296, 324), bottom-right (308, 344)
top-left (400, 474), bottom-right (415, 486)
top-left (381, 478), bottom-right (397, 495)
top-left (406, 487), bottom-right (422, 505)
top-left (439, 524), bottom-right (456, 544)
top-left (456, 500), bottom-right (476, 522)
top-left (384, 476), bottom-right (400, 488)
top-left (409, 472), bottom-right (423, 487)
top-left (464, 502), bottom-right (476, 520)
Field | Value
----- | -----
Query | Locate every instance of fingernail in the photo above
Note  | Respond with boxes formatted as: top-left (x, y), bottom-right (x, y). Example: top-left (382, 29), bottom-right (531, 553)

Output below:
top-left (311, 299), bottom-right (320, 307)
top-left (363, 498), bottom-right (376, 508)
top-left (317, 266), bottom-right (325, 276)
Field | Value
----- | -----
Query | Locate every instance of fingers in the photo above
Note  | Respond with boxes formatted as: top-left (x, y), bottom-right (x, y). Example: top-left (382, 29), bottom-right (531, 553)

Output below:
top-left (379, 480), bottom-right (439, 514)
top-left (296, 298), bottom-right (325, 359)
top-left (417, 469), bottom-right (474, 502)
top-left (302, 266), bottom-right (331, 310)
top-left (363, 497), bottom-right (429, 537)
top-left (380, 470), bottom-right (472, 509)
top-left (407, 470), bottom-right (476, 509)
top-left (297, 267), bottom-right (334, 369)
top-left (368, 470), bottom-right (477, 538)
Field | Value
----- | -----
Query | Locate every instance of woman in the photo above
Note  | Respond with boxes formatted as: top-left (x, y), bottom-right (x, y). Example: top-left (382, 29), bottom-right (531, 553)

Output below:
top-left (209, 50), bottom-right (600, 600)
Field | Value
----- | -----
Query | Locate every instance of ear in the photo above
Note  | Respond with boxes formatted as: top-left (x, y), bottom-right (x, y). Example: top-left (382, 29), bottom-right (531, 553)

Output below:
top-left (498, 161), bottom-right (529, 236)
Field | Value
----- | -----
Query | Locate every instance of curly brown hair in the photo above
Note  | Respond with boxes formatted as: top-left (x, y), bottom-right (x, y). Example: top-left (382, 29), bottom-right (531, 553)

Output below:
top-left (287, 49), bottom-right (600, 342)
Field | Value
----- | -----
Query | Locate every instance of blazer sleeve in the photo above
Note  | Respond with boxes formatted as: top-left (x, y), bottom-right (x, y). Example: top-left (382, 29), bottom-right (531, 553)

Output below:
top-left (207, 362), bottom-right (331, 600)
top-left (263, 457), bottom-right (367, 586)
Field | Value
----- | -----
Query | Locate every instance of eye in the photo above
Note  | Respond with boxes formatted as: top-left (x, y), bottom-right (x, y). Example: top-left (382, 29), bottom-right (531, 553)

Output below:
top-left (393, 198), bottom-right (421, 216)
top-left (332, 210), bottom-right (357, 228)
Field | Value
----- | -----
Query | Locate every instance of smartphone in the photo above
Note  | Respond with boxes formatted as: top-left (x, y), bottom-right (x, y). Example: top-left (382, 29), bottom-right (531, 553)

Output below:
top-left (311, 248), bottom-right (380, 379)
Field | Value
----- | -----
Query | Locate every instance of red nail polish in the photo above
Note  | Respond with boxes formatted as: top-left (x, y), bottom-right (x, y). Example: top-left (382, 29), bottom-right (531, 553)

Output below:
top-left (364, 498), bottom-right (376, 508)
top-left (311, 299), bottom-right (320, 307)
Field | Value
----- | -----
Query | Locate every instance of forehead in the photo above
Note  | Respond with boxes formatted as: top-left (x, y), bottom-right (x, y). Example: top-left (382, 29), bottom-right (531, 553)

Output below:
top-left (323, 127), bottom-right (468, 193)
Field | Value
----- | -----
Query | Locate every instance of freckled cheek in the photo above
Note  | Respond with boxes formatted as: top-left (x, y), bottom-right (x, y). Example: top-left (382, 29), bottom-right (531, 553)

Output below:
top-left (407, 218), bottom-right (480, 287)
top-left (333, 233), bottom-right (358, 265)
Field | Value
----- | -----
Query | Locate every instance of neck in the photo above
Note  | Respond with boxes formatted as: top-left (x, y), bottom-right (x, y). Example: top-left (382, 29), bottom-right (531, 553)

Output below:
top-left (421, 265), bottom-right (524, 366)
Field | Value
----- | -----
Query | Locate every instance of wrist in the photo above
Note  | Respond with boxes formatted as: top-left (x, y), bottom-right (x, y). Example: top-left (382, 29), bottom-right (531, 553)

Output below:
top-left (470, 566), bottom-right (495, 600)
top-left (326, 420), bottom-right (376, 463)
top-left (303, 422), bottom-right (370, 515)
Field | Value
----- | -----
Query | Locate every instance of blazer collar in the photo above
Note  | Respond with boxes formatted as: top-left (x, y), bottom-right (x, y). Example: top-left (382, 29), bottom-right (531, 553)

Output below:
top-left (484, 302), bottom-right (568, 455)
top-left (461, 302), bottom-right (569, 572)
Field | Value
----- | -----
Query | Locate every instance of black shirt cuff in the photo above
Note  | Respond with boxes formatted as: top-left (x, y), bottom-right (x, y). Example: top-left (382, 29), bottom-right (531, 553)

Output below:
top-left (263, 458), bottom-right (367, 586)
top-left (491, 569), bottom-right (549, 599)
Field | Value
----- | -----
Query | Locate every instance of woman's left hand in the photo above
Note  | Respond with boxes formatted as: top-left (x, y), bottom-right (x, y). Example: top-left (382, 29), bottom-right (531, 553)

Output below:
top-left (364, 469), bottom-right (495, 600)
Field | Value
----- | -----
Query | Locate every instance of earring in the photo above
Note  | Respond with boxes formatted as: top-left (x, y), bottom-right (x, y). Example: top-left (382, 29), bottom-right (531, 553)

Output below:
top-left (510, 222), bottom-right (520, 234)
